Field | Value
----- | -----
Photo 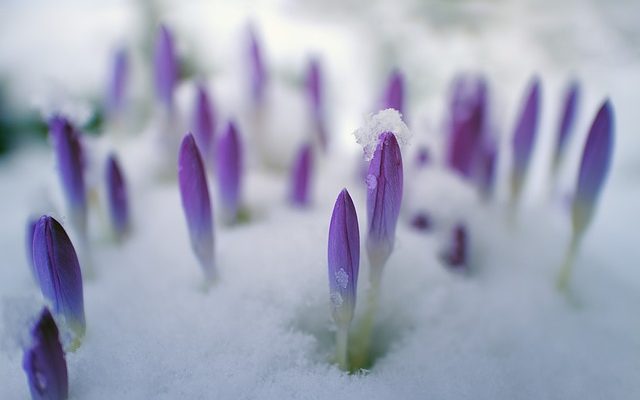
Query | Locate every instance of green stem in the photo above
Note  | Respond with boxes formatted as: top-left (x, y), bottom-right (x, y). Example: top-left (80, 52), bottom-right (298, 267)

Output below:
top-left (335, 324), bottom-right (349, 371)
top-left (350, 275), bottom-right (381, 371)
top-left (556, 233), bottom-right (580, 291)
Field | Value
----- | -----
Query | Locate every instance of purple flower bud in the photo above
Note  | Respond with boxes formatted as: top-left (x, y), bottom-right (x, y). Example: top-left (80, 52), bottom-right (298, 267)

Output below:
top-left (22, 308), bottom-right (68, 400)
top-left (216, 121), bottom-right (243, 224)
top-left (106, 48), bottom-right (128, 115)
top-left (440, 224), bottom-right (468, 271)
top-left (32, 216), bottom-right (85, 340)
top-left (366, 132), bottom-right (403, 272)
top-left (105, 154), bottom-right (130, 238)
top-left (191, 84), bottom-right (216, 164)
top-left (572, 100), bottom-right (614, 235)
top-left (178, 133), bottom-right (215, 280)
top-left (410, 212), bottom-right (432, 231)
top-left (306, 58), bottom-right (327, 150)
top-left (26, 218), bottom-right (38, 282)
top-left (382, 69), bottom-right (405, 116)
top-left (48, 116), bottom-right (86, 236)
top-left (248, 26), bottom-right (266, 106)
top-left (510, 77), bottom-right (541, 201)
top-left (328, 189), bottom-right (360, 326)
top-left (476, 138), bottom-right (497, 199)
top-left (446, 75), bottom-right (488, 178)
top-left (553, 81), bottom-right (580, 170)
top-left (289, 143), bottom-right (313, 207)
top-left (154, 24), bottom-right (178, 108)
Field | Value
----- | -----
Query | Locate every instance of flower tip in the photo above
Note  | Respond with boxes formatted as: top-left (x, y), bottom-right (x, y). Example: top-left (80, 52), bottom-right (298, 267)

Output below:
top-left (290, 143), bottom-right (313, 207)
top-left (216, 121), bottom-right (243, 224)
top-left (154, 23), bottom-right (178, 108)
top-left (105, 153), bottom-right (130, 238)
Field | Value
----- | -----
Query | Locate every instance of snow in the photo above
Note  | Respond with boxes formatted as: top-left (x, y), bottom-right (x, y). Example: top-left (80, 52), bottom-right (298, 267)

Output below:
top-left (353, 109), bottom-right (412, 161)
top-left (1, 0), bottom-right (640, 399)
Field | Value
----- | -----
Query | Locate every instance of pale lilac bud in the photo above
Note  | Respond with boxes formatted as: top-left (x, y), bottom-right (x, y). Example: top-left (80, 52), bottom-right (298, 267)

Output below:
top-left (289, 143), bottom-right (313, 207)
top-left (306, 58), bottom-right (327, 150)
top-left (248, 26), bottom-right (266, 106)
top-left (154, 24), bottom-right (178, 108)
top-left (216, 121), bottom-right (243, 224)
top-left (105, 154), bottom-right (130, 238)
top-left (106, 48), bottom-right (128, 115)
top-left (191, 84), bottom-right (216, 163)
top-left (553, 81), bottom-right (580, 171)
top-left (382, 69), bottom-right (405, 116)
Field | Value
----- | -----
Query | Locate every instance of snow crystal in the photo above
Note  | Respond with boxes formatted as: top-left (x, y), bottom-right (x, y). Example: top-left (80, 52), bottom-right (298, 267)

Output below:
top-left (330, 292), bottom-right (343, 307)
top-left (353, 109), bottom-right (412, 161)
top-left (335, 268), bottom-right (349, 289)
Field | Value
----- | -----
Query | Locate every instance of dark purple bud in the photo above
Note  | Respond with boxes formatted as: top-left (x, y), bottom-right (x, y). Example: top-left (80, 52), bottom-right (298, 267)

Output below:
top-left (216, 121), bottom-right (243, 224)
top-left (446, 75), bottom-right (488, 178)
top-left (178, 133), bottom-right (215, 280)
top-left (191, 84), bottom-right (216, 164)
top-left (154, 24), bottom-right (178, 108)
top-left (328, 189), bottom-right (360, 326)
top-left (306, 58), bottom-right (327, 150)
top-left (26, 218), bottom-right (38, 282)
top-left (553, 81), bottom-right (580, 170)
top-left (415, 146), bottom-right (430, 168)
top-left (106, 48), bottom-right (128, 115)
top-left (289, 143), bottom-right (313, 207)
top-left (382, 69), bottom-right (405, 116)
top-left (510, 77), bottom-right (541, 200)
top-left (105, 154), bottom-right (130, 238)
top-left (32, 216), bottom-right (85, 340)
top-left (22, 308), bottom-right (68, 400)
top-left (248, 26), bottom-right (266, 106)
top-left (410, 213), bottom-right (432, 231)
top-left (440, 223), bottom-right (468, 271)
top-left (572, 100), bottom-right (614, 234)
top-left (48, 116), bottom-right (86, 236)
top-left (366, 132), bottom-right (403, 272)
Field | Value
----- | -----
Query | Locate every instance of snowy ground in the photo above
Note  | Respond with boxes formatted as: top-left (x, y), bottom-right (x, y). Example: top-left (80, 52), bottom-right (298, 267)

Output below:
top-left (1, 0), bottom-right (639, 399)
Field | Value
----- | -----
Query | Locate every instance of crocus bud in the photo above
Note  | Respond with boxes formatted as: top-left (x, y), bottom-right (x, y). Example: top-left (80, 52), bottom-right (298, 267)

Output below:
top-left (191, 84), bottom-right (216, 164)
top-left (154, 24), bottom-right (178, 109)
top-left (289, 143), bottom-right (313, 207)
top-left (572, 100), bottom-right (614, 236)
top-left (366, 132), bottom-right (403, 277)
top-left (26, 218), bottom-right (37, 282)
top-left (32, 216), bottom-right (85, 342)
top-left (216, 121), bottom-right (243, 224)
top-left (410, 212), bottom-right (432, 232)
top-left (105, 153), bottom-right (130, 238)
top-left (178, 133), bottom-right (215, 280)
top-left (553, 81), bottom-right (580, 172)
top-left (382, 69), bottom-right (404, 116)
top-left (48, 116), bottom-right (87, 237)
top-left (440, 224), bottom-right (468, 272)
top-left (328, 189), bottom-right (360, 326)
top-left (248, 26), bottom-right (266, 106)
top-left (446, 75), bottom-right (487, 178)
top-left (22, 308), bottom-right (68, 400)
top-left (306, 58), bottom-right (327, 150)
top-left (476, 138), bottom-right (497, 199)
top-left (510, 77), bottom-right (541, 203)
top-left (106, 48), bottom-right (128, 116)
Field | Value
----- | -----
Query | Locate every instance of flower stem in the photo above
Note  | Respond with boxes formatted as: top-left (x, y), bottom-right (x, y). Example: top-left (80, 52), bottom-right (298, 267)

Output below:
top-left (350, 272), bottom-right (381, 371)
top-left (335, 324), bottom-right (349, 371)
top-left (556, 233), bottom-right (580, 291)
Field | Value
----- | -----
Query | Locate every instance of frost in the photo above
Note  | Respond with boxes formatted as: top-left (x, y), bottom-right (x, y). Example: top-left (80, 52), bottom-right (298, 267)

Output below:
top-left (335, 268), bottom-right (349, 289)
top-left (330, 292), bottom-right (343, 307)
top-left (353, 109), bottom-right (412, 161)
top-left (365, 174), bottom-right (377, 190)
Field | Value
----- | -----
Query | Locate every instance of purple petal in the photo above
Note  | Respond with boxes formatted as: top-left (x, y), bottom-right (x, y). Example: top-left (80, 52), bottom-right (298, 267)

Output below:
top-left (510, 77), bottom-right (541, 197)
top-left (26, 218), bottom-right (38, 282)
top-left (446, 75), bottom-right (488, 178)
top-left (248, 26), bottom-right (266, 106)
top-left (289, 143), bottom-right (313, 207)
top-left (366, 132), bottom-right (403, 270)
top-left (306, 58), bottom-right (327, 150)
top-left (191, 84), bottom-right (216, 163)
top-left (105, 153), bottom-right (130, 237)
top-left (32, 216), bottom-right (85, 338)
top-left (22, 308), bottom-right (68, 400)
top-left (572, 100), bottom-right (614, 234)
top-left (48, 116), bottom-right (86, 235)
top-left (216, 121), bottom-right (243, 223)
top-left (440, 224), bottom-right (468, 272)
top-left (476, 137), bottom-right (497, 199)
top-left (554, 81), bottom-right (580, 169)
top-left (328, 189), bottom-right (360, 325)
top-left (382, 69), bottom-right (405, 116)
top-left (178, 133), bottom-right (215, 279)
top-left (154, 24), bottom-right (178, 108)
top-left (107, 48), bottom-right (128, 114)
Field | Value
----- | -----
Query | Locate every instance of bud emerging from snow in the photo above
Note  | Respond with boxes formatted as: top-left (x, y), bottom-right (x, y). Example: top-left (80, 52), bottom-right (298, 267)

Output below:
top-left (106, 48), bottom-right (128, 116)
top-left (476, 138), bottom-right (497, 199)
top-left (306, 58), bottom-right (327, 150)
top-left (178, 133), bottom-right (215, 281)
top-left (440, 224), bottom-right (468, 272)
top-left (366, 132), bottom-right (403, 276)
top-left (553, 81), bottom-right (580, 172)
top-left (572, 100), bottom-right (614, 235)
top-left (382, 69), bottom-right (405, 116)
top-left (216, 121), bottom-right (243, 224)
top-left (248, 26), bottom-right (266, 106)
top-left (510, 77), bottom-right (541, 203)
top-left (192, 84), bottom-right (216, 164)
top-left (105, 153), bottom-right (130, 238)
top-left (32, 216), bottom-right (86, 342)
top-left (154, 24), bottom-right (178, 109)
top-left (328, 189), bottom-right (360, 326)
top-left (48, 116), bottom-right (87, 237)
top-left (289, 143), bottom-right (313, 207)
top-left (22, 308), bottom-right (68, 400)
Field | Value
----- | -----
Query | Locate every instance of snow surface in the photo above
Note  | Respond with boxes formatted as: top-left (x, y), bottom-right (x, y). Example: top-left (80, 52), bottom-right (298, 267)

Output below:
top-left (1, 0), bottom-right (640, 399)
